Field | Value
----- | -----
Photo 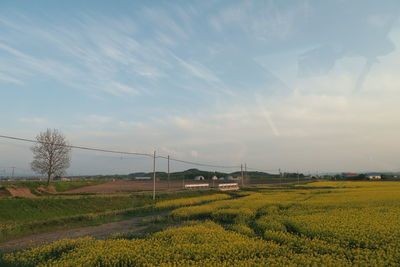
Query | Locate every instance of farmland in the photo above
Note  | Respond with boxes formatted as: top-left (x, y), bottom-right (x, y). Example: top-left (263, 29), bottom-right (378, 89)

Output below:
top-left (0, 180), bottom-right (107, 194)
top-left (0, 186), bottom-right (223, 243)
top-left (1, 181), bottom-right (400, 266)
top-left (62, 178), bottom-right (304, 194)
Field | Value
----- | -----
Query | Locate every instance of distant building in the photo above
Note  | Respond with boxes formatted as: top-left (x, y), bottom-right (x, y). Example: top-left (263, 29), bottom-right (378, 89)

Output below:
top-left (61, 177), bottom-right (71, 182)
top-left (185, 183), bottom-right (209, 190)
top-left (135, 177), bottom-right (151, 180)
top-left (194, 176), bottom-right (205, 181)
top-left (218, 183), bottom-right (239, 191)
top-left (367, 175), bottom-right (381, 180)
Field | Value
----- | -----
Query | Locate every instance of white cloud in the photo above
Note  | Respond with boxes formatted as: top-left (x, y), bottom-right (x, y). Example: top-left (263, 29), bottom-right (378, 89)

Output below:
top-left (0, 72), bottom-right (24, 85)
top-left (2, 3), bottom-right (400, 174)
top-left (83, 115), bottom-right (113, 124)
top-left (117, 121), bottom-right (145, 129)
top-left (208, 1), bottom-right (305, 42)
top-left (104, 82), bottom-right (140, 96)
top-left (0, 15), bottom-right (165, 98)
top-left (18, 117), bottom-right (48, 124)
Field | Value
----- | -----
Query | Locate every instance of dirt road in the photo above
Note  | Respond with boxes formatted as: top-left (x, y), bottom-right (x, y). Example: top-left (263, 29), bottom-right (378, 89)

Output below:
top-left (0, 213), bottom-right (167, 252)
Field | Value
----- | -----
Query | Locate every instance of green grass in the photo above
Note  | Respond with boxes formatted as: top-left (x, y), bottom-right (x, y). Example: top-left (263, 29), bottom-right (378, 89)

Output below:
top-left (0, 195), bottom-right (150, 242)
top-left (0, 196), bottom-right (146, 223)
top-left (0, 180), bottom-right (107, 194)
top-left (0, 190), bottom-right (223, 242)
top-left (0, 190), bottom-right (222, 223)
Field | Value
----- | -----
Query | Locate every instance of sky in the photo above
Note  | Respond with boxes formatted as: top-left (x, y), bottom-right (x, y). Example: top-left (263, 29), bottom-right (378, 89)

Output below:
top-left (1, 0), bottom-right (400, 175)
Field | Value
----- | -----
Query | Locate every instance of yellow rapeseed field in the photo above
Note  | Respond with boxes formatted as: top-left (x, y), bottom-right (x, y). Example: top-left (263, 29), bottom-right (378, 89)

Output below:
top-left (155, 193), bottom-right (230, 209)
top-left (2, 181), bottom-right (400, 266)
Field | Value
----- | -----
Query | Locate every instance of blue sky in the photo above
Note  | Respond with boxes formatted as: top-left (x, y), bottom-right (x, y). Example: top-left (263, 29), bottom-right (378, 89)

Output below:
top-left (1, 0), bottom-right (400, 175)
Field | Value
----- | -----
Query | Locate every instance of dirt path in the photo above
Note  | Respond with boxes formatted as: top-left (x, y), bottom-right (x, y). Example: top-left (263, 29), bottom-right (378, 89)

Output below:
top-left (6, 187), bottom-right (37, 198)
top-left (0, 213), bottom-right (167, 252)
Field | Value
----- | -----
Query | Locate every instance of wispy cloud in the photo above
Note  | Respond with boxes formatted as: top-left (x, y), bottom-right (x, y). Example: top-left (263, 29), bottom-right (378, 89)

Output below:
top-left (104, 82), bottom-right (140, 97)
top-left (2, 1), bottom-right (400, 173)
top-left (171, 54), bottom-right (232, 95)
top-left (18, 117), bottom-right (49, 124)
top-left (82, 115), bottom-right (113, 125)
top-left (0, 14), bottom-right (172, 97)
top-left (0, 72), bottom-right (24, 85)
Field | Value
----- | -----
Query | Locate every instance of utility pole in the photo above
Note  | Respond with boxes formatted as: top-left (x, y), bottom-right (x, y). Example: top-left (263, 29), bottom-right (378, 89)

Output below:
top-left (297, 170), bottom-right (300, 184)
top-left (212, 171), bottom-right (215, 188)
top-left (241, 164), bottom-right (244, 187)
top-left (167, 155), bottom-right (170, 190)
top-left (153, 150), bottom-right (156, 200)
top-left (244, 163), bottom-right (247, 186)
top-left (11, 167), bottom-right (15, 179)
top-left (279, 168), bottom-right (282, 186)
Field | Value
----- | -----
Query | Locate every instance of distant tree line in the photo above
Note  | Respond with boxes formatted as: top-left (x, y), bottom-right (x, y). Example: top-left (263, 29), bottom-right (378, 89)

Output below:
top-left (69, 169), bottom-right (285, 181)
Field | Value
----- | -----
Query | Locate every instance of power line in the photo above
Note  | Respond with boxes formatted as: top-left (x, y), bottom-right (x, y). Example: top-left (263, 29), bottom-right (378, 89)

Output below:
top-left (246, 166), bottom-right (280, 173)
top-left (0, 134), bottom-right (241, 170)
top-left (157, 155), bottom-right (240, 169)
top-left (0, 134), bottom-right (153, 157)
top-left (0, 166), bottom-right (32, 172)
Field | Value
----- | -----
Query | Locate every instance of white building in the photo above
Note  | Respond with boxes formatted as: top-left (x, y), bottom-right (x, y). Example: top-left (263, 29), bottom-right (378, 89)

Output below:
top-left (135, 176), bottom-right (151, 180)
top-left (368, 175), bottom-right (381, 180)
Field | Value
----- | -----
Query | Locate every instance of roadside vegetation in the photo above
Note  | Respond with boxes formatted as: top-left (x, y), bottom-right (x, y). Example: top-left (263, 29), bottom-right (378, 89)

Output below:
top-left (2, 181), bottom-right (400, 266)
top-left (154, 193), bottom-right (230, 209)
top-left (0, 180), bottom-right (107, 194)
top-left (0, 189), bottom-right (225, 242)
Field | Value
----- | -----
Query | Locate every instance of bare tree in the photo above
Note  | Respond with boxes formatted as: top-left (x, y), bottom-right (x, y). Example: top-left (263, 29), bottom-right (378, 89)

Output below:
top-left (31, 129), bottom-right (71, 185)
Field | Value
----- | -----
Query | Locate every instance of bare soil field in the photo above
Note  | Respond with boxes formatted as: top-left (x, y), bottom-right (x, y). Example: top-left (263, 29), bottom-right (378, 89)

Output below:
top-left (0, 188), bottom-right (10, 198)
top-left (65, 180), bottom-right (212, 194)
top-left (36, 185), bottom-right (57, 194)
top-left (6, 187), bottom-right (37, 198)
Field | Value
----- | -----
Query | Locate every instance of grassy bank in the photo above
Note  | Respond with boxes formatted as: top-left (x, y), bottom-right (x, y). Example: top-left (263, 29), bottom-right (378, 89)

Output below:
top-left (0, 180), bottom-right (107, 194)
top-left (0, 190), bottom-right (222, 242)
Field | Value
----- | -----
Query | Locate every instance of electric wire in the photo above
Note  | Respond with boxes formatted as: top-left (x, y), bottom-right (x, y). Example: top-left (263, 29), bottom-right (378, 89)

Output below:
top-left (0, 134), bottom-right (242, 170)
